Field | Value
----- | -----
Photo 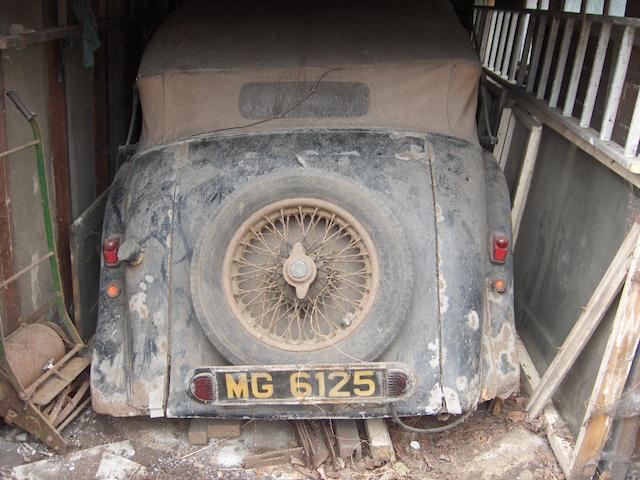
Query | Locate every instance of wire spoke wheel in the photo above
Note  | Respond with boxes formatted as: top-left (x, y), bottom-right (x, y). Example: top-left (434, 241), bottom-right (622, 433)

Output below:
top-left (223, 198), bottom-right (379, 351)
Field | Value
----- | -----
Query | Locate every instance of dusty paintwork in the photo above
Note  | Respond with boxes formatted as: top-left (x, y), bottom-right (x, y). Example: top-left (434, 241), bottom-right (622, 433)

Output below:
top-left (91, 130), bottom-right (518, 418)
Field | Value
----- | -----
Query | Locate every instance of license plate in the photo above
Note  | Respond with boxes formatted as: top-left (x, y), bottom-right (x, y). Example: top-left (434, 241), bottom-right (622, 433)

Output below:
top-left (189, 363), bottom-right (413, 405)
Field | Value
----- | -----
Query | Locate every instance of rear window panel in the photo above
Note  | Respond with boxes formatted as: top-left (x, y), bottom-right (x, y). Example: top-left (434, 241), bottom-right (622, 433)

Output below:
top-left (239, 81), bottom-right (369, 119)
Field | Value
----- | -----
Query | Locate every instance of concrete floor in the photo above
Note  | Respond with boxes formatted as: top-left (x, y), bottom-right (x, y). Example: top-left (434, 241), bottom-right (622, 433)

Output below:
top-left (0, 395), bottom-right (564, 480)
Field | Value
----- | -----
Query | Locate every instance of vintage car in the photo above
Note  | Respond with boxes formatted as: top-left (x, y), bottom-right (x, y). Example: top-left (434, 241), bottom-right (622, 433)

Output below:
top-left (91, 0), bottom-right (519, 421)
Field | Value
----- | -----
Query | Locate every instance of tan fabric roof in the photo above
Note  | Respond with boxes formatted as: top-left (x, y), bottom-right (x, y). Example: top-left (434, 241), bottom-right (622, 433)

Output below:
top-left (137, 0), bottom-right (480, 149)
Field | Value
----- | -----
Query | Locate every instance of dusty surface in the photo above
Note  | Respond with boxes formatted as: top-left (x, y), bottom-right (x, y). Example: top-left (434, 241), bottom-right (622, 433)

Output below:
top-left (0, 393), bottom-right (563, 480)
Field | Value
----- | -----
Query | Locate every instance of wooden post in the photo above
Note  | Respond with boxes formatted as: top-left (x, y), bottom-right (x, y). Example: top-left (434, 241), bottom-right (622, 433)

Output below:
top-left (511, 109), bottom-right (542, 246)
top-left (0, 56), bottom-right (21, 332)
top-left (517, 338), bottom-right (574, 478)
top-left (45, 4), bottom-right (74, 311)
top-left (571, 235), bottom-right (640, 479)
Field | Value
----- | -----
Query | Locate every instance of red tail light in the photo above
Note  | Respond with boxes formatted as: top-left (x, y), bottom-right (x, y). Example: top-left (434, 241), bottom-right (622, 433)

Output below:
top-left (491, 234), bottom-right (509, 263)
top-left (103, 237), bottom-right (120, 266)
top-left (191, 373), bottom-right (215, 402)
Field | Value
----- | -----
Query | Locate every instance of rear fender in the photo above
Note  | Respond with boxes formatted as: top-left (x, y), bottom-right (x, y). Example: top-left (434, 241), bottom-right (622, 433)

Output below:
top-left (479, 153), bottom-right (519, 400)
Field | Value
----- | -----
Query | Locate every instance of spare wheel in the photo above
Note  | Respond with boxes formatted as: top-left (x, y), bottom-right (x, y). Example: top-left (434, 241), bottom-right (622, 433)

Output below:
top-left (190, 169), bottom-right (414, 364)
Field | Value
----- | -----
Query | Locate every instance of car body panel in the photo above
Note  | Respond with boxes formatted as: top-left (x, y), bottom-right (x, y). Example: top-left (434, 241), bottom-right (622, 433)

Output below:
top-left (91, 129), bottom-right (519, 418)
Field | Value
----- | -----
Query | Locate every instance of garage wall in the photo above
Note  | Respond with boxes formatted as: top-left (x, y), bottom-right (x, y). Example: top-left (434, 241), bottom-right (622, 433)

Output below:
top-left (0, 0), bottom-right (169, 333)
top-left (513, 126), bottom-right (639, 434)
top-left (1, 1), bottom-right (56, 324)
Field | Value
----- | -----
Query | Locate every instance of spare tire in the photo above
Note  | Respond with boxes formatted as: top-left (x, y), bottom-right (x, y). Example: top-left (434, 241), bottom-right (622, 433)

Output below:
top-left (190, 168), bottom-right (413, 364)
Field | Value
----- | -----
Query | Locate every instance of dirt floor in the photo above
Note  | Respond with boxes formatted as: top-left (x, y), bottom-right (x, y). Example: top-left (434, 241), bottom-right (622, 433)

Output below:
top-left (0, 392), bottom-right (564, 480)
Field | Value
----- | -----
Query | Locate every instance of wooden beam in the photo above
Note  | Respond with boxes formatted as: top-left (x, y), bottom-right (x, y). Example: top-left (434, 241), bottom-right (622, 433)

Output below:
top-left (484, 71), bottom-right (640, 183)
top-left (571, 236), bottom-right (640, 479)
top-left (0, 57), bottom-right (21, 333)
top-left (493, 106), bottom-right (514, 169)
top-left (0, 26), bottom-right (81, 50)
top-left (93, 29), bottom-right (109, 197)
top-left (517, 338), bottom-right (574, 478)
top-left (44, 7), bottom-right (73, 310)
top-left (527, 222), bottom-right (640, 418)
top-left (511, 112), bottom-right (542, 246)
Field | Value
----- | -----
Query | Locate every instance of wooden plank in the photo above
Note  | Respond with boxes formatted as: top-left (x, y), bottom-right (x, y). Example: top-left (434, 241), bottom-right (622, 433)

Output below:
top-left (47, 39), bottom-right (73, 311)
top-left (473, 6), bottom-right (640, 28)
top-left (493, 106), bottom-right (514, 167)
top-left (484, 72), bottom-right (640, 182)
top-left (517, 338), bottom-right (574, 478)
top-left (206, 419), bottom-right (242, 438)
top-left (0, 26), bottom-right (81, 50)
top-left (526, 15), bottom-right (547, 93)
top-left (333, 419), bottom-right (362, 460)
top-left (501, 12), bottom-right (519, 76)
top-left (364, 418), bottom-right (395, 465)
top-left (244, 447), bottom-right (304, 469)
top-left (32, 356), bottom-right (91, 405)
top-left (527, 223), bottom-right (640, 418)
top-left (0, 56), bottom-right (20, 332)
top-left (562, 19), bottom-right (591, 117)
top-left (489, 11), bottom-right (505, 70)
top-left (188, 419), bottom-right (208, 445)
top-left (70, 190), bottom-right (108, 338)
top-left (579, 22), bottom-right (611, 128)
top-left (549, 18), bottom-right (575, 109)
top-left (536, 17), bottom-right (560, 100)
top-left (511, 114), bottom-right (542, 246)
top-left (571, 238), bottom-right (640, 480)
top-left (495, 12), bottom-right (512, 74)
top-left (600, 26), bottom-right (635, 142)
top-left (516, 14), bottom-right (536, 85)
top-left (93, 29), bottom-right (110, 197)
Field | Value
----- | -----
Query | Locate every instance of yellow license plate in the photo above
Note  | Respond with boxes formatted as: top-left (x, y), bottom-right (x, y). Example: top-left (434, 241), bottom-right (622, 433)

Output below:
top-left (189, 363), bottom-right (413, 405)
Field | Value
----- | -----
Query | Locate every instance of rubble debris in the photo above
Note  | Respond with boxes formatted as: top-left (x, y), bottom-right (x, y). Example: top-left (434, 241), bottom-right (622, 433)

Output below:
top-left (243, 446), bottom-right (304, 468)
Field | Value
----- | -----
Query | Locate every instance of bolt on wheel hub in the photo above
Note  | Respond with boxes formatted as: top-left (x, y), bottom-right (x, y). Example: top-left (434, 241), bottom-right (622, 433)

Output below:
top-left (282, 242), bottom-right (317, 299)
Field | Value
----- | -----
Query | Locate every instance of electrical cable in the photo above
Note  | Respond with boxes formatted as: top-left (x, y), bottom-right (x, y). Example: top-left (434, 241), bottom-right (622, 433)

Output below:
top-left (390, 407), bottom-right (473, 434)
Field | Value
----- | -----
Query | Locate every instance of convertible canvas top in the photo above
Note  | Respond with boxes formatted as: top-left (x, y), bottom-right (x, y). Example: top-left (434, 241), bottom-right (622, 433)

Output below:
top-left (137, 0), bottom-right (481, 149)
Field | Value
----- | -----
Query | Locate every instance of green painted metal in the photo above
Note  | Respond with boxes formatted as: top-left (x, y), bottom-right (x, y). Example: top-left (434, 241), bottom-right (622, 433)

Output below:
top-left (28, 119), bottom-right (81, 344)
top-left (4, 91), bottom-right (82, 345)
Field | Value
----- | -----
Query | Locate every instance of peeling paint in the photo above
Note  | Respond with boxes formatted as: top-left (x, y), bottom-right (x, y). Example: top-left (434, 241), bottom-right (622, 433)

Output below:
top-left (129, 292), bottom-right (149, 319)
top-left (442, 386), bottom-right (462, 414)
top-left (456, 376), bottom-right (468, 391)
top-left (139, 282), bottom-right (147, 292)
top-left (467, 310), bottom-right (480, 330)
top-left (438, 277), bottom-right (449, 313)
top-left (395, 144), bottom-right (427, 161)
top-left (145, 275), bottom-right (154, 284)
top-left (435, 203), bottom-right (444, 223)
top-left (428, 340), bottom-right (440, 370)
top-left (428, 383), bottom-right (444, 413)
